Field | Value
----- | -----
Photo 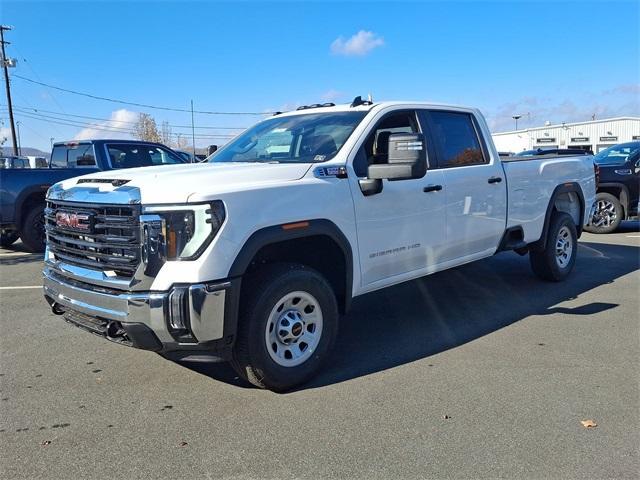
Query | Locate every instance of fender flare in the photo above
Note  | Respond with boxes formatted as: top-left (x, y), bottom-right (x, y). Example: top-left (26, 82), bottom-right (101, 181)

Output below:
top-left (597, 182), bottom-right (630, 218)
top-left (228, 219), bottom-right (354, 310)
top-left (14, 184), bottom-right (49, 228)
top-left (535, 182), bottom-right (585, 249)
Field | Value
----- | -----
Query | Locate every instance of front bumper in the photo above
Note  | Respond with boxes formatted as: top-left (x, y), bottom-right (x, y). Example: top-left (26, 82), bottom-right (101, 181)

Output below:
top-left (43, 266), bottom-right (239, 359)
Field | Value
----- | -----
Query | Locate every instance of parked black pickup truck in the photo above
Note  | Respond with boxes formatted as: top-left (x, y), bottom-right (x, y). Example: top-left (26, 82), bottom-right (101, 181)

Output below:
top-left (585, 141), bottom-right (640, 233)
top-left (0, 139), bottom-right (186, 251)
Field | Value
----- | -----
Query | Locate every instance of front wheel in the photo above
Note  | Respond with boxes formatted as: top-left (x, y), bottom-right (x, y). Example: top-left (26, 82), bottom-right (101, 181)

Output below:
top-left (584, 192), bottom-right (623, 234)
top-left (20, 204), bottom-right (46, 253)
top-left (0, 230), bottom-right (20, 248)
top-left (231, 263), bottom-right (338, 392)
top-left (530, 212), bottom-right (578, 282)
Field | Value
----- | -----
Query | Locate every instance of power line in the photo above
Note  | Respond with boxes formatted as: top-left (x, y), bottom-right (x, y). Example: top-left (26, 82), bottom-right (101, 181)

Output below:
top-left (11, 45), bottom-right (69, 115)
top-left (5, 110), bottom-right (236, 139)
top-left (12, 74), bottom-right (274, 115)
top-left (6, 108), bottom-right (234, 137)
top-left (3, 104), bottom-right (247, 130)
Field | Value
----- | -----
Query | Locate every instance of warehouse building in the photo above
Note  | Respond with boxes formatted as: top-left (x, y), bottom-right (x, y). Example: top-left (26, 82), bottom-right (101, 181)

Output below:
top-left (492, 116), bottom-right (640, 154)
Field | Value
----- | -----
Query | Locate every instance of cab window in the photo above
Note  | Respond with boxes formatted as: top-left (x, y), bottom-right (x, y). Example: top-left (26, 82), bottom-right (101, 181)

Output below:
top-left (50, 144), bottom-right (97, 168)
top-left (353, 111), bottom-right (419, 177)
top-left (423, 111), bottom-right (487, 168)
top-left (107, 144), bottom-right (184, 169)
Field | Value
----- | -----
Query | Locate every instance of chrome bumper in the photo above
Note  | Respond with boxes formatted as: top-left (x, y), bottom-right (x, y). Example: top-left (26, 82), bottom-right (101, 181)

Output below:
top-left (43, 266), bottom-right (230, 352)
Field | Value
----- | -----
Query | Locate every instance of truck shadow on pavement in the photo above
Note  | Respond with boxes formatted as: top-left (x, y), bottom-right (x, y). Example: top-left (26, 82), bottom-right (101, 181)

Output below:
top-left (0, 254), bottom-right (43, 266)
top-left (181, 240), bottom-right (639, 391)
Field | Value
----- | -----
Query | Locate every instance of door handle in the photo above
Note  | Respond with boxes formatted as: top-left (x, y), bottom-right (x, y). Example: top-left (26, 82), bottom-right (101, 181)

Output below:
top-left (488, 176), bottom-right (502, 184)
top-left (423, 184), bottom-right (443, 193)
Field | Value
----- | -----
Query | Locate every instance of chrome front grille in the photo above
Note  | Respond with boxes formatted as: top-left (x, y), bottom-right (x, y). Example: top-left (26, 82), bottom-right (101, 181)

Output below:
top-left (45, 200), bottom-right (142, 278)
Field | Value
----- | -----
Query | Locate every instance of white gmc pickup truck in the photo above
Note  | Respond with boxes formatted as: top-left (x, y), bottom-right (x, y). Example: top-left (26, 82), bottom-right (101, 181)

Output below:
top-left (43, 98), bottom-right (596, 391)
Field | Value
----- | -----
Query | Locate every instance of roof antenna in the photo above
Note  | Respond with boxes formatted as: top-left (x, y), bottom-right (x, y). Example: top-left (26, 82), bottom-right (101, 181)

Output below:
top-left (351, 95), bottom-right (374, 108)
top-left (367, 93), bottom-right (373, 102)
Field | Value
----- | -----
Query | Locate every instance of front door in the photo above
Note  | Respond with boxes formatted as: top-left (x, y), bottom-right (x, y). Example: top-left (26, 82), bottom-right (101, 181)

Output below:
top-left (349, 109), bottom-right (447, 288)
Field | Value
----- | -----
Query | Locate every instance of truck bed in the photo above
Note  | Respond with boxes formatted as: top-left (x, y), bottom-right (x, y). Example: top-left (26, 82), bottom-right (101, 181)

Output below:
top-left (502, 154), bottom-right (596, 243)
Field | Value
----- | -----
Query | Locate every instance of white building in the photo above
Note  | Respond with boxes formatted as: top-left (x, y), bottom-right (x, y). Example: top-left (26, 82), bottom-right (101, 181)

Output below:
top-left (492, 117), bottom-right (640, 154)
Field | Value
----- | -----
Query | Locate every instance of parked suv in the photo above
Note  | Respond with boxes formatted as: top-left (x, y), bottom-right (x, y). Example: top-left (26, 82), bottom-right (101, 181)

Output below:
top-left (585, 141), bottom-right (640, 233)
top-left (0, 156), bottom-right (30, 169)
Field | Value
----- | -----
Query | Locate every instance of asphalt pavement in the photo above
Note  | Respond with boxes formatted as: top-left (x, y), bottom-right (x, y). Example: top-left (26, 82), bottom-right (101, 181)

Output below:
top-left (1, 224), bottom-right (639, 479)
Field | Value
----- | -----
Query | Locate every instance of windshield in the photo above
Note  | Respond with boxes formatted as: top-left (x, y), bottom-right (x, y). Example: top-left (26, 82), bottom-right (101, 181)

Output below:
top-left (209, 111), bottom-right (367, 163)
top-left (594, 142), bottom-right (640, 165)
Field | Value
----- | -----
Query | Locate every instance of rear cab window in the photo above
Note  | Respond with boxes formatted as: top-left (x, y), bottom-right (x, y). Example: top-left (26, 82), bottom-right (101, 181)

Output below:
top-left (421, 110), bottom-right (488, 168)
top-left (50, 143), bottom-right (97, 168)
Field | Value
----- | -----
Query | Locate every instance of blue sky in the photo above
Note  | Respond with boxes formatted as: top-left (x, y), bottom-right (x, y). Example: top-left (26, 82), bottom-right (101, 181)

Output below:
top-left (1, 0), bottom-right (638, 152)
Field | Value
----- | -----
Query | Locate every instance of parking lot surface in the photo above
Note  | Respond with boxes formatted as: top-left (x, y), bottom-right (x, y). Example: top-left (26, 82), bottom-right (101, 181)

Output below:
top-left (1, 225), bottom-right (638, 479)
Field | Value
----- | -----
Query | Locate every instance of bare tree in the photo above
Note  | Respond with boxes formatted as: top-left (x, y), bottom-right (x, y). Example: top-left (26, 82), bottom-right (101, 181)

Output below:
top-left (160, 121), bottom-right (172, 145)
top-left (174, 134), bottom-right (188, 149)
top-left (133, 113), bottom-right (161, 143)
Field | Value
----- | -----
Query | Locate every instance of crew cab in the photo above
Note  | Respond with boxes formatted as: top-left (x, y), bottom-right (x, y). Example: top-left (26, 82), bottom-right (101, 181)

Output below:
top-left (0, 139), bottom-right (185, 251)
top-left (42, 99), bottom-right (596, 391)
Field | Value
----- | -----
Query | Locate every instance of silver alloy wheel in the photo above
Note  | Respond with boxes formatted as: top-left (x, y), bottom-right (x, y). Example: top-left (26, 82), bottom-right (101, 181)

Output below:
top-left (591, 199), bottom-right (617, 227)
top-left (265, 291), bottom-right (323, 367)
top-left (555, 225), bottom-right (573, 269)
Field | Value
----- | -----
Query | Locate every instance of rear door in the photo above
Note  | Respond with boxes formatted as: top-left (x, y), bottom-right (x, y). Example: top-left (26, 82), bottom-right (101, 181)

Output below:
top-left (420, 110), bottom-right (507, 263)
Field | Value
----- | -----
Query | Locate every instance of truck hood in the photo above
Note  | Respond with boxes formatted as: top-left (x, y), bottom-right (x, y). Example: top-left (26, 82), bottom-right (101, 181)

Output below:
top-left (54, 162), bottom-right (312, 204)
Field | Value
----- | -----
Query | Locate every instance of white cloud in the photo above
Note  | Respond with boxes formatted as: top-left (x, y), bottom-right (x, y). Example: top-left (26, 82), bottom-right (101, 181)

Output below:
top-left (321, 89), bottom-right (344, 102)
top-left (330, 30), bottom-right (384, 57)
top-left (0, 126), bottom-right (10, 143)
top-left (74, 109), bottom-right (138, 140)
top-left (486, 85), bottom-right (640, 132)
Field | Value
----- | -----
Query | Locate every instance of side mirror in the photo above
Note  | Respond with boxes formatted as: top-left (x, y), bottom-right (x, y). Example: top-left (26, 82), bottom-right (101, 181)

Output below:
top-left (208, 144), bottom-right (218, 155)
top-left (367, 133), bottom-right (427, 181)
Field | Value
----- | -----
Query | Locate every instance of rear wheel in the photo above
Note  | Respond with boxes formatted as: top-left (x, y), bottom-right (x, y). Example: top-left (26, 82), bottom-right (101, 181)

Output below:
top-left (530, 212), bottom-right (577, 282)
top-left (231, 263), bottom-right (338, 392)
top-left (0, 230), bottom-right (20, 248)
top-left (584, 192), bottom-right (622, 234)
top-left (20, 204), bottom-right (46, 253)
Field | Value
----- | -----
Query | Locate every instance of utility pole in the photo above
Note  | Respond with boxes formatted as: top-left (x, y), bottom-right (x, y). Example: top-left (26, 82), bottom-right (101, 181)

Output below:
top-left (0, 25), bottom-right (18, 156)
top-left (190, 100), bottom-right (196, 161)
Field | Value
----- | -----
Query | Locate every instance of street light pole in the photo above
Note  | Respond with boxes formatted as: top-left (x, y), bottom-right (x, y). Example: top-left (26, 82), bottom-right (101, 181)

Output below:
top-left (50, 137), bottom-right (55, 149)
top-left (512, 115), bottom-right (522, 131)
top-left (190, 99), bottom-right (196, 161)
top-left (16, 120), bottom-right (21, 155)
top-left (0, 25), bottom-right (18, 156)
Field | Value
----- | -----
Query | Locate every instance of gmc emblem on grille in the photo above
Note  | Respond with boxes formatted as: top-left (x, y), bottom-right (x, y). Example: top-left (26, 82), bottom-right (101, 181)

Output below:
top-left (55, 211), bottom-right (91, 231)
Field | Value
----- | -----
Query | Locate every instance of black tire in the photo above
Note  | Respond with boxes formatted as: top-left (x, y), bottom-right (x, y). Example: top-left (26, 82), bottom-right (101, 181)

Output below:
top-left (0, 230), bottom-right (20, 248)
top-left (20, 204), bottom-right (46, 253)
top-left (530, 212), bottom-right (577, 282)
top-left (584, 192), bottom-right (623, 234)
top-left (231, 263), bottom-right (339, 392)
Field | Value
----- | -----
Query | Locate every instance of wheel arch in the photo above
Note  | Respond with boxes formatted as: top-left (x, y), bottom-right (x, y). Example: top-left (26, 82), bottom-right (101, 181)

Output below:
top-left (534, 182), bottom-right (585, 249)
top-left (15, 185), bottom-right (49, 229)
top-left (229, 219), bottom-right (354, 314)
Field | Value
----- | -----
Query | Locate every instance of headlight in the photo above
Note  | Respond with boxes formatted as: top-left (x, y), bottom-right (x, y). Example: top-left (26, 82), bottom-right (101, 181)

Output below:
top-left (143, 201), bottom-right (225, 260)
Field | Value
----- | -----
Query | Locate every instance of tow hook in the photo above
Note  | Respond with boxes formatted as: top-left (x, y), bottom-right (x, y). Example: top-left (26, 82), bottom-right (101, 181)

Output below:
top-left (106, 321), bottom-right (125, 339)
top-left (51, 302), bottom-right (66, 315)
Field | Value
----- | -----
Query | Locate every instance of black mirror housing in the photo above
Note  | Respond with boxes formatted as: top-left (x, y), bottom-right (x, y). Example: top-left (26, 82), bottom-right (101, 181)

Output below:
top-left (367, 133), bottom-right (427, 180)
